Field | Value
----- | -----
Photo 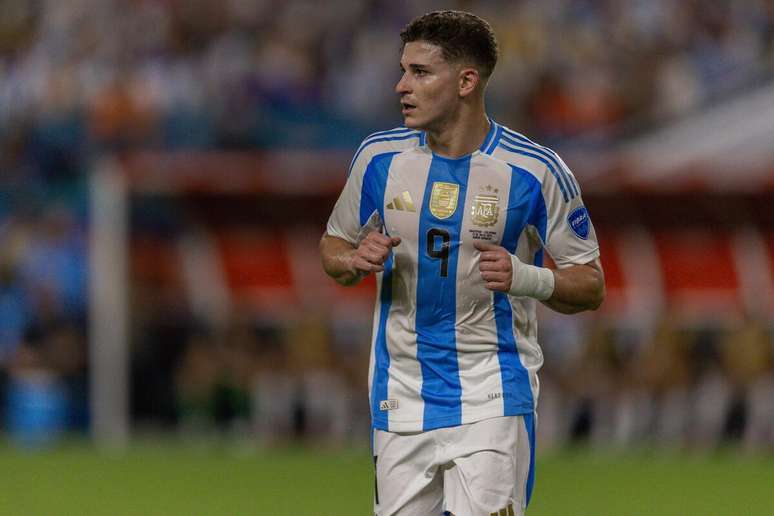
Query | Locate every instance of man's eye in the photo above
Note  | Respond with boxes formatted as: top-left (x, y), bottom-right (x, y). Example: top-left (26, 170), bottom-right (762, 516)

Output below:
top-left (415, 69), bottom-right (427, 76)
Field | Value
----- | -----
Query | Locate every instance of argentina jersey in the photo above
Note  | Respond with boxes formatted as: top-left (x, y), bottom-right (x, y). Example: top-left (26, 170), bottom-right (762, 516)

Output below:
top-left (326, 121), bottom-right (599, 432)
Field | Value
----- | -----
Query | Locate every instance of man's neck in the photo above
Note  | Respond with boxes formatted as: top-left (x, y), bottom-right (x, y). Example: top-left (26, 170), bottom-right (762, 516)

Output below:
top-left (425, 109), bottom-right (490, 159)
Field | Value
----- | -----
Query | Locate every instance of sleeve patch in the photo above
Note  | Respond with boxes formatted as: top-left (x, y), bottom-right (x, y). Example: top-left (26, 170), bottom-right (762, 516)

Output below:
top-left (568, 206), bottom-right (590, 240)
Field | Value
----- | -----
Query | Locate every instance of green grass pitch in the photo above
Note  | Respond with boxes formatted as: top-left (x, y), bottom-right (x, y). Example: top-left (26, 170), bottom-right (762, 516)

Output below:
top-left (0, 442), bottom-right (771, 515)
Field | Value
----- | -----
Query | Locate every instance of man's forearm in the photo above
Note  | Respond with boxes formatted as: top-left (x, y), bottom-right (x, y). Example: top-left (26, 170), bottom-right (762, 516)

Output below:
top-left (542, 259), bottom-right (605, 314)
top-left (319, 233), bottom-right (363, 286)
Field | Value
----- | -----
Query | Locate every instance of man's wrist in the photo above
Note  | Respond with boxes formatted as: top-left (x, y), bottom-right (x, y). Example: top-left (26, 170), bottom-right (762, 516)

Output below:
top-left (508, 254), bottom-right (555, 301)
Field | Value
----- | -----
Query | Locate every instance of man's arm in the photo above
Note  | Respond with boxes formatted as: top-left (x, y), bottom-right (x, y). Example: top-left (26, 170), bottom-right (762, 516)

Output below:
top-left (320, 232), bottom-right (401, 287)
top-left (542, 258), bottom-right (605, 314)
top-left (475, 241), bottom-right (605, 314)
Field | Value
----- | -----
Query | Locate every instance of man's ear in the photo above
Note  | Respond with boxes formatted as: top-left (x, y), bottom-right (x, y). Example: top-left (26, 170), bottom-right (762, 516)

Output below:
top-left (459, 67), bottom-right (481, 97)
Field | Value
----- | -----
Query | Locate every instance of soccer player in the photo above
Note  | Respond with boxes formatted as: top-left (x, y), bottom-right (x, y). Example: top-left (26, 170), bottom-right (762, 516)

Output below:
top-left (320, 10), bottom-right (605, 516)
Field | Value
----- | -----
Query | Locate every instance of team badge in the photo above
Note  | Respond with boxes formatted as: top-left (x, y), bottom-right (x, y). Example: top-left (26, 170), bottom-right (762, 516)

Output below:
top-left (471, 185), bottom-right (499, 227)
top-left (429, 182), bottom-right (459, 219)
top-left (568, 206), bottom-right (590, 239)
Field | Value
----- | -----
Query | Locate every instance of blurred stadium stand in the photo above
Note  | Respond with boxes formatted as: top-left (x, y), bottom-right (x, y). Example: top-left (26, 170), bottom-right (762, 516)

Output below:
top-left (1, 0), bottom-right (773, 451)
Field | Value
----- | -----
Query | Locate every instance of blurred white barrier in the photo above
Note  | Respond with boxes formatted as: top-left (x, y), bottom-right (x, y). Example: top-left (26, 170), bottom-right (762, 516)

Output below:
top-left (89, 158), bottom-right (129, 449)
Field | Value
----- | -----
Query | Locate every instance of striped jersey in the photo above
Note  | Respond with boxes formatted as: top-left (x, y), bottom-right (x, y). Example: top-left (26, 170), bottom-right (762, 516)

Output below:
top-left (326, 120), bottom-right (599, 432)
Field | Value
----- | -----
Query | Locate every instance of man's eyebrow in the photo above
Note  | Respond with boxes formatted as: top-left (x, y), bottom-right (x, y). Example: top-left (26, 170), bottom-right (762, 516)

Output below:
top-left (402, 63), bottom-right (429, 70)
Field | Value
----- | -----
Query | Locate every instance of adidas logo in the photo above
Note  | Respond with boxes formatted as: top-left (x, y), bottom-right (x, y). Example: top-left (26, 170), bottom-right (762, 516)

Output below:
top-left (386, 191), bottom-right (416, 212)
top-left (379, 399), bottom-right (399, 411)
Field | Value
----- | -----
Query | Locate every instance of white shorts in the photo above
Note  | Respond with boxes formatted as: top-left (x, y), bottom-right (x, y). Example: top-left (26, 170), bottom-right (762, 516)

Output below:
top-left (372, 414), bottom-right (536, 516)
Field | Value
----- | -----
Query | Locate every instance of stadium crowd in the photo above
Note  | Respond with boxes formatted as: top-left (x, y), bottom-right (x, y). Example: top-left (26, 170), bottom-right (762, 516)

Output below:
top-left (1, 0), bottom-right (773, 158)
top-left (1, 0), bottom-right (773, 450)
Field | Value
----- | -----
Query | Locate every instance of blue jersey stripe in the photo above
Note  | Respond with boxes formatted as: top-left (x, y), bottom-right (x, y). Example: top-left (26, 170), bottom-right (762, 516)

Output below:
top-left (495, 167), bottom-right (540, 415)
top-left (359, 153), bottom-right (398, 226)
top-left (348, 132), bottom-right (419, 178)
top-left (493, 292), bottom-right (533, 411)
top-left (526, 170), bottom-right (548, 267)
top-left (524, 412), bottom-right (536, 507)
top-left (371, 253), bottom-right (395, 430)
top-left (501, 129), bottom-right (578, 197)
top-left (416, 154), bottom-right (469, 430)
top-left (498, 141), bottom-right (570, 203)
top-left (484, 122), bottom-right (504, 155)
top-left (478, 118), bottom-right (497, 152)
top-left (361, 152), bottom-right (397, 430)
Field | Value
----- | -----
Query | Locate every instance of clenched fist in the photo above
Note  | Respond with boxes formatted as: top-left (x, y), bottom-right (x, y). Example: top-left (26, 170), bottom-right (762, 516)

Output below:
top-left (350, 231), bottom-right (402, 275)
top-left (474, 241), bottom-right (512, 292)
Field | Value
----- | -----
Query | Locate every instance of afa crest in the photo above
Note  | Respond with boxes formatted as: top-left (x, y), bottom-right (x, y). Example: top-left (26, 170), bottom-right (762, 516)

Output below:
top-left (471, 186), bottom-right (499, 227)
top-left (429, 182), bottom-right (459, 219)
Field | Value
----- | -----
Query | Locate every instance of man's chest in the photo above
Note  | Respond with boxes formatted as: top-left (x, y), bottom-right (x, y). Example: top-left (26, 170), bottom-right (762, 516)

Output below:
top-left (380, 160), bottom-right (515, 248)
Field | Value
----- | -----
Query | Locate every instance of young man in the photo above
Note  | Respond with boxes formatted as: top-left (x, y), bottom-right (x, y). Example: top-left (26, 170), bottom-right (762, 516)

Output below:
top-left (320, 10), bottom-right (605, 516)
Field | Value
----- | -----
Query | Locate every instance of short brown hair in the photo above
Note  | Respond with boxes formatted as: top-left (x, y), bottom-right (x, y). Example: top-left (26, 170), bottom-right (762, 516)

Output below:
top-left (400, 10), bottom-right (498, 78)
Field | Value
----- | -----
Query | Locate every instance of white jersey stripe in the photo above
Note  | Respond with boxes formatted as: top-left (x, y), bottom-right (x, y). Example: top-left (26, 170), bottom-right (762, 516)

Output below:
top-left (455, 155), bottom-right (512, 422)
top-left (383, 151), bottom-right (432, 430)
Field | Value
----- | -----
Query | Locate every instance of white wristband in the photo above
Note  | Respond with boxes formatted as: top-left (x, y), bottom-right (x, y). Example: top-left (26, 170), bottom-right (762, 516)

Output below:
top-left (508, 254), bottom-right (555, 301)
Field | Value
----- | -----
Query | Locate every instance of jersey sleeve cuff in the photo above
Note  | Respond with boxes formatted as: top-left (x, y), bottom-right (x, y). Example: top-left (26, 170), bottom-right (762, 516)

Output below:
top-left (325, 225), bottom-right (358, 246)
top-left (551, 246), bottom-right (600, 269)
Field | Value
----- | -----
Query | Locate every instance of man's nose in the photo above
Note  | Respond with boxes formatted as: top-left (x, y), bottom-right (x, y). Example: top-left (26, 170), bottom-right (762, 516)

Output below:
top-left (395, 72), bottom-right (410, 94)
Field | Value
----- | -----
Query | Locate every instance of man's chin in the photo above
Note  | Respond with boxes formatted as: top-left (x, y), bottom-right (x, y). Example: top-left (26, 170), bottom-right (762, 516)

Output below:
top-left (401, 116), bottom-right (423, 129)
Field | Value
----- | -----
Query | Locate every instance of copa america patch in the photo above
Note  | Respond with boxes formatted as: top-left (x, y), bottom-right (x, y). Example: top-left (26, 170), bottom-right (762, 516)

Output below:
top-left (568, 206), bottom-right (590, 240)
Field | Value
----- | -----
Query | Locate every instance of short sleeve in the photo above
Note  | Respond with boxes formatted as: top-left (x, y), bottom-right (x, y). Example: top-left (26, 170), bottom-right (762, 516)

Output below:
top-left (326, 160), bottom-right (367, 245)
top-left (539, 159), bottom-right (600, 268)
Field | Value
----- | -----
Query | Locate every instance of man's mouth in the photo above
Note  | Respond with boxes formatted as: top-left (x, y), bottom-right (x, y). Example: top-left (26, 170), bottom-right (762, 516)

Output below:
top-left (401, 102), bottom-right (416, 114)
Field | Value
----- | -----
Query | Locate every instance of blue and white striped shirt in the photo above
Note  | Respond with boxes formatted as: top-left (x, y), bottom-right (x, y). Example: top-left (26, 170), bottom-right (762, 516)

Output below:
top-left (327, 121), bottom-right (599, 432)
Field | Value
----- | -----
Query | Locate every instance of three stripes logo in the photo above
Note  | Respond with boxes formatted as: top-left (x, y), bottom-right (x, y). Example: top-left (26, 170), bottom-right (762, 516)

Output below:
top-left (490, 503), bottom-right (516, 516)
top-left (386, 191), bottom-right (416, 212)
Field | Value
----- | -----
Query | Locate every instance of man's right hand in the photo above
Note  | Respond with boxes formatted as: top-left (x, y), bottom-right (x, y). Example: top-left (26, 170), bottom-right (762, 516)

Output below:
top-left (349, 231), bottom-right (402, 275)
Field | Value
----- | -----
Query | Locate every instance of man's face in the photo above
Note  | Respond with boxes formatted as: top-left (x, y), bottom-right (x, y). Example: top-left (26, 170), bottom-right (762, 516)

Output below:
top-left (396, 41), bottom-right (462, 130)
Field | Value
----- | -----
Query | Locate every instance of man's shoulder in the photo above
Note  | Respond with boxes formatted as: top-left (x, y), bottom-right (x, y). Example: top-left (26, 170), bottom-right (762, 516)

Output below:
top-left (360, 126), bottom-right (423, 144)
top-left (490, 124), bottom-right (561, 170)
top-left (489, 123), bottom-right (579, 201)
top-left (347, 127), bottom-right (423, 177)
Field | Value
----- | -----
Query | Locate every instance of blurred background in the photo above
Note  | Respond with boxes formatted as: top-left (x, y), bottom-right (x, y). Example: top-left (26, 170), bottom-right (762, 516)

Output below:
top-left (1, 0), bottom-right (773, 513)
